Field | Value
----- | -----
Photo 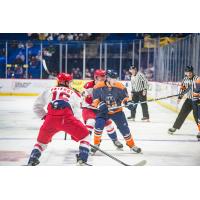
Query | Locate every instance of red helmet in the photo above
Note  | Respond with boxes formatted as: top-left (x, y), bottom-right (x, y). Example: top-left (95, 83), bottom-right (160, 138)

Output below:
top-left (57, 73), bottom-right (73, 85)
top-left (94, 69), bottom-right (106, 79)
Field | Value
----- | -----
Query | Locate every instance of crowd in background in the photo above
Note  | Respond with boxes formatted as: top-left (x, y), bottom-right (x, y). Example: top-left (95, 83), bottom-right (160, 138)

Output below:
top-left (27, 33), bottom-right (96, 41)
top-left (5, 63), bottom-right (154, 81)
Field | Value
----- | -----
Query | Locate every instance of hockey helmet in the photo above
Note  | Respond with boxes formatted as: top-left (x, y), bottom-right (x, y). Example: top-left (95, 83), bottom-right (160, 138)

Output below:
top-left (94, 69), bottom-right (106, 79)
top-left (57, 73), bottom-right (73, 85)
top-left (184, 66), bottom-right (193, 72)
top-left (129, 65), bottom-right (138, 71)
top-left (106, 69), bottom-right (118, 79)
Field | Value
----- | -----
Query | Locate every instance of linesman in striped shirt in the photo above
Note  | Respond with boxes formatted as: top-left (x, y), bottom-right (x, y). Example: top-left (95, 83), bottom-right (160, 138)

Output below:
top-left (128, 66), bottom-right (150, 122)
top-left (168, 66), bottom-right (199, 134)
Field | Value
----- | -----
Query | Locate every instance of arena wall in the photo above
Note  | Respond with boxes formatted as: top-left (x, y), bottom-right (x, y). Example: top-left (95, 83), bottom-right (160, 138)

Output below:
top-left (0, 79), bottom-right (194, 121)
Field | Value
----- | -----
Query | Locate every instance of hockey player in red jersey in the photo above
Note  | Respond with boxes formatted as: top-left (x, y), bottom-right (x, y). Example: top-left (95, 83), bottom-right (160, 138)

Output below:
top-left (27, 73), bottom-right (91, 166)
top-left (82, 69), bottom-right (123, 151)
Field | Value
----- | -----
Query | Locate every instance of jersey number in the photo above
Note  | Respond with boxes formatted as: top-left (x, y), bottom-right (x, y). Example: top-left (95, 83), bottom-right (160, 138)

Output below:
top-left (52, 91), bottom-right (70, 101)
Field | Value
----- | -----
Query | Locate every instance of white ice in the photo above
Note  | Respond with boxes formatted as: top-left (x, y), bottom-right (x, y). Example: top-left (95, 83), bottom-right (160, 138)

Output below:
top-left (0, 96), bottom-right (199, 166)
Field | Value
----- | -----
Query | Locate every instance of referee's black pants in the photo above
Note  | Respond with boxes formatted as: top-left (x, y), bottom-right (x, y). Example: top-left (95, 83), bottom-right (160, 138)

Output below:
top-left (173, 98), bottom-right (198, 129)
top-left (130, 91), bottom-right (149, 119)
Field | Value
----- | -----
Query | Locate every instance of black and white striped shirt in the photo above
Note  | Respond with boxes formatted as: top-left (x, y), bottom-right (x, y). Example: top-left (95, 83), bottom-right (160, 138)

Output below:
top-left (131, 72), bottom-right (149, 92)
top-left (179, 75), bottom-right (199, 99)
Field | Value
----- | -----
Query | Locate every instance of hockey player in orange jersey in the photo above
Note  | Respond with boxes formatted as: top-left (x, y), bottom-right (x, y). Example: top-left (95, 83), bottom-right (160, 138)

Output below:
top-left (91, 69), bottom-right (142, 154)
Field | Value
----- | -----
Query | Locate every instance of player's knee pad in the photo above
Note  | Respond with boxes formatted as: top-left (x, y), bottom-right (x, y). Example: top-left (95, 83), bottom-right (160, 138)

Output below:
top-left (34, 142), bottom-right (48, 152)
top-left (86, 119), bottom-right (95, 132)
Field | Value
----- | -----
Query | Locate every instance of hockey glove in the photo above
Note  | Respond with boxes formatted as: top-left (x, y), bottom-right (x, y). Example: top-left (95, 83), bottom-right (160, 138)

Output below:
top-left (125, 101), bottom-right (137, 111)
top-left (98, 102), bottom-right (109, 113)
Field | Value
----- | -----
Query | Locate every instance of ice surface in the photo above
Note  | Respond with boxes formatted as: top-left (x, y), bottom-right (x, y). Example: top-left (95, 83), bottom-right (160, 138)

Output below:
top-left (0, 96), bottom-right (199, 166)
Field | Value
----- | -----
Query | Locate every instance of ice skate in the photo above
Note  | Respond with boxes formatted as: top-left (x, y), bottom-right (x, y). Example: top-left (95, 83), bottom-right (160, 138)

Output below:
top-left (90, 144), bottom-right (100, 155)
top-left (197, 132), bottom-right (200, 141)
top-left (27, 149), bottom-right (41, 166)
top-left (113, 140), bottom-right (123, 150)
top-left (127, 116), bottom-right (135, 121)
top-left (76, 154), bottom-right (92, 166)
top-left (131, 145), bottom-right (142, 153)
top-left (141, 117), bottom-right (150, 122)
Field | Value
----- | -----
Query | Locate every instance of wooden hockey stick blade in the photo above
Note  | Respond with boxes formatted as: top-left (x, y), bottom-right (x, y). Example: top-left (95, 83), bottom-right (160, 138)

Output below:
top-left (132, 160), bottom-right (147, 166)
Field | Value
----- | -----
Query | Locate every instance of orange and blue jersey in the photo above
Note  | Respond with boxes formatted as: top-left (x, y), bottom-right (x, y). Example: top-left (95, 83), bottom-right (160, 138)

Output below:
top-left (92, 81), bottom-right (130, 115)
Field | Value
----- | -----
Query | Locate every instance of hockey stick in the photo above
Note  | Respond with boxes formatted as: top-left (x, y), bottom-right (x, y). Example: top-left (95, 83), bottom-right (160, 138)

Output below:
top-left (109, 86), bottom-right (192, 111)
top-left (42, 59), bottom-right (51, 75)
top-left (84, 93), bottom-right (187, 111)
top-left (90, 144), bottom-right (146, 166)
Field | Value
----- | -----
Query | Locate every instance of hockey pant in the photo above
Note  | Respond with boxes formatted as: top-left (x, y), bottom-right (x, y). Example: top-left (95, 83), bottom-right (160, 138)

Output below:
top-left (33, 108), bottom-right (90, 162)
top-left (94, 111), bottom-right (135, 148)
top-left (82, 108), bottom-right (118, 142)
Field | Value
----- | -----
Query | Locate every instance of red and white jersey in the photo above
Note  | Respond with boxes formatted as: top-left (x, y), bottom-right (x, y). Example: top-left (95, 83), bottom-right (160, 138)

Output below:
top-left (33, 86), bottom-right (82, 120)
top-left (81, 80), bottom-right (95, 107)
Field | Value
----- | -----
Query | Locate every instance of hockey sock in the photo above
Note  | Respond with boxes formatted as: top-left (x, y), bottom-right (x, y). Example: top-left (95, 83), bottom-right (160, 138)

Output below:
top-left (34, 142), bottom-right (48, 151)
top-left (123, 133), bottom-right (135, 148)
top-left (94, 128), bottom-right (103, 145)
top-left (79, 141), bottom-right (90, 162)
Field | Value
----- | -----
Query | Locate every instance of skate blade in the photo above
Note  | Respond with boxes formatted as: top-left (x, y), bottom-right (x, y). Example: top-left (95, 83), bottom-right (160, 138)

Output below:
top-left (76, 162), bottom-right (92, 166)
top-left (90, 151), bottom-right (97, 156)
top-left (116, 147), bottom-right (124, 151)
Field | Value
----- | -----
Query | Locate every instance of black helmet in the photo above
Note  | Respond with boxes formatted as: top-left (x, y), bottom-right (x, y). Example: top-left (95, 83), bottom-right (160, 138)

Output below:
top-left (184, 66), bottom-right (193, 72)
top-left (129, 65), bottom-right (138, 71)
top-left (106, 70), bottom-right (118, 79)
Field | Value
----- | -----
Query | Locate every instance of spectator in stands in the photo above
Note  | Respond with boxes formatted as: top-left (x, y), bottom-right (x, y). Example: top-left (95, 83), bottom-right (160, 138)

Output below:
top-left (36, 51), bottom-right (42, 61)
top-left (28, 56), bottom-right (41, 78)
top-left (144, 63), bottom-right (154, 81)
top-left (67, 34), bottom-right (74, 40)
top-left (18, 42), bottom-right (25, 49)
top-left (124, 71), bottom-right (131, 80)
top-left (76, 67), bottom-right (82, 76)
top-left (85, 68), bottom-right (92, 79)
top-left (47, 34), bottom-right (53, 41)
top-left (14, 65), bottom-right (24, 78)
top-left (90, 68), bottom-right (95, 77)
top-left (16, 51), bottom-right (25, 63)
top-left (72, 70), bottom-right (80, 79)
top-left (57, 34), bottom-right (65, 41)
top-left (7, 66), bottom-right (15, 78)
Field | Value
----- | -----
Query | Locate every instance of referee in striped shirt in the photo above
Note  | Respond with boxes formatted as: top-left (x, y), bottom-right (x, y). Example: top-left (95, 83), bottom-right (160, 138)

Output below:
top-left (128, 66), bottom-right (150, 121)
top-left (168, 66), bottom-right (199, 134)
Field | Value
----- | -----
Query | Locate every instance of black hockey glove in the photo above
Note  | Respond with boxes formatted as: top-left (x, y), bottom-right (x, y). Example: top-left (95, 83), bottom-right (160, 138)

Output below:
top-left (125, 101), bottom-right (137, 111)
